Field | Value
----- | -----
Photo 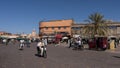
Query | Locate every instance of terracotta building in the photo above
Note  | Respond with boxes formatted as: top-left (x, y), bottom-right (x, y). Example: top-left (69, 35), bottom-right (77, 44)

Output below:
top-left (39, 19), bottom-right (74, 36)
top-left (0, 31), bottom-right (11, 35)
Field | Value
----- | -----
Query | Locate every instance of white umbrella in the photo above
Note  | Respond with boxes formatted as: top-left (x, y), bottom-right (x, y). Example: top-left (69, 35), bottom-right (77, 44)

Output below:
top-left (62, 37), bottom-right (68, 39)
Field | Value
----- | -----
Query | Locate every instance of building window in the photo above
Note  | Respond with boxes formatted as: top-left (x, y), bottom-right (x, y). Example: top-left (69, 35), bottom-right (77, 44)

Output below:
top-left (58, 27), bottom-right (61, 30)
top-left (64, 27), bottom-right (66, 29)
top-left (72, 27), bottom-right (76, 30)
top-left (72, 27), bottom-right (80, 30)
top-left (76, 27), bottom-right (80, 30)
top-left (108, 26), bottom-right (117, 29)
top-left (45, 27), bottom-right (48, 30)
top-left (52, 27), bottom-right (54, 30)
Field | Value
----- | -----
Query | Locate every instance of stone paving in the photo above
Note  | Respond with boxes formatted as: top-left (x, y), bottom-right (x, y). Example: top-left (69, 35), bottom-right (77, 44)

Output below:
top-left (0, 42), bottom-right (120, 68)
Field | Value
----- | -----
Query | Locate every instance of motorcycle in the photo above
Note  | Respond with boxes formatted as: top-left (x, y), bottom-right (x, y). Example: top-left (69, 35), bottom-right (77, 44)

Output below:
top-left (72, 43), bottom-right (84, 50)
top-left (37, 46), bottom-right (47, 58)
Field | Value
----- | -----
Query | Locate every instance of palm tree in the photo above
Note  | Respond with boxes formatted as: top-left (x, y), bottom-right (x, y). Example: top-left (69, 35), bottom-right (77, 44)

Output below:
top-left (83, 12), bottom-right (109, 38)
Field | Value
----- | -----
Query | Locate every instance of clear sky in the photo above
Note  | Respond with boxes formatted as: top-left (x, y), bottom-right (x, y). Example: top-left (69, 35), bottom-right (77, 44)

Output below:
top-left (0, 0), bottom-right (120, 34)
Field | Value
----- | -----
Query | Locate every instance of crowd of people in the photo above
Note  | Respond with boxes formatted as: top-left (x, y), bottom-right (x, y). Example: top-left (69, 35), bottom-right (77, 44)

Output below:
top-left (0, 37), bottom-right (48, 58)
top-left (0, 36), bottom-right (119, 56)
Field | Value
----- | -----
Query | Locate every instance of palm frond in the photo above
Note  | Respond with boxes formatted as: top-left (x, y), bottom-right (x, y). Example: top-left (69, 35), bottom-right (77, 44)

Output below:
top-left (83, 12), bottom-right (109, 37)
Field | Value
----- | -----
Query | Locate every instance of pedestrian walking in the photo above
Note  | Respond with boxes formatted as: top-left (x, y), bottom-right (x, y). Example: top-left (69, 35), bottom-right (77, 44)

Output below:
top-left (68, 37), bottom-right (72, 48)
top-left (26, 39), bottom-right (31, 47)
top-left (3, 39), bottom-right (8, 45)
top-left (19, 39), bottom-right (25, 50)
top-left (43, 38), bottom-right (48, 47)
top-left (78, 38), bottom-right (83, 49)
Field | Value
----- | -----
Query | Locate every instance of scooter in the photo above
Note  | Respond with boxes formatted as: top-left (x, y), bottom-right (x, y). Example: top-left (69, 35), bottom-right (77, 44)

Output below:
top-left (37, 46), bottom-right (47, 58)
top-left (72, 43), bottom-right (84, 50)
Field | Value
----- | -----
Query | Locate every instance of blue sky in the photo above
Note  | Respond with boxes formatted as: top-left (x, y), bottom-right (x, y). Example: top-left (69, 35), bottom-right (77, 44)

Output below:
top-left (0, 0), bottom-right (120, 34)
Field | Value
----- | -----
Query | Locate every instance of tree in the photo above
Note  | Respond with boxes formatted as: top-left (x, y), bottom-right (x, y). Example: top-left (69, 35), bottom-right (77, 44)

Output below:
top-left (83, 12), bottom-right (109, 37)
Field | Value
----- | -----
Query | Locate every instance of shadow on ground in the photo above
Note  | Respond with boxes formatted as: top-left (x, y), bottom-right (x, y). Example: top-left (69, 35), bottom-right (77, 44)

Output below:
top-left (34, 54), bottom-right (41, 57)
top-left (112, 56), bottom-right (120, 58)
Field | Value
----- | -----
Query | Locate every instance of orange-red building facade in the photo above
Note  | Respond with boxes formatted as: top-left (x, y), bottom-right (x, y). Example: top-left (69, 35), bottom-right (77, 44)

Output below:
top-left (0, 31), bottom-right (11, 35)
top-left (39, 19), bottom-right (74, 35)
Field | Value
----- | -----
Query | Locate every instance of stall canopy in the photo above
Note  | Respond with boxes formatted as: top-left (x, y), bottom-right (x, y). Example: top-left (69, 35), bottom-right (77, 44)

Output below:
top-left (55, 34), bottom-right (62, 39)
top-left (62, 37), bottom-right (68, 39)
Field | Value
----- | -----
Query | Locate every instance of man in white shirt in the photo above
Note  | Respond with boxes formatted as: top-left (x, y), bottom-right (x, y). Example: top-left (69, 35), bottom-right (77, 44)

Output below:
top-left (20, 39), bottom-right (24, 44)
top-left (19, 39), bottom-right (25, 49)
top-left (3, 39), bottom-right (7, 43)
top-left (37, 40), bottom-right (46, 56)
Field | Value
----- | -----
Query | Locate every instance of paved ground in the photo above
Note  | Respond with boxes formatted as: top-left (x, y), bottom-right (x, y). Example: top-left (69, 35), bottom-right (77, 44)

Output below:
top-left (0, 42), bottom-right (120, 68)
